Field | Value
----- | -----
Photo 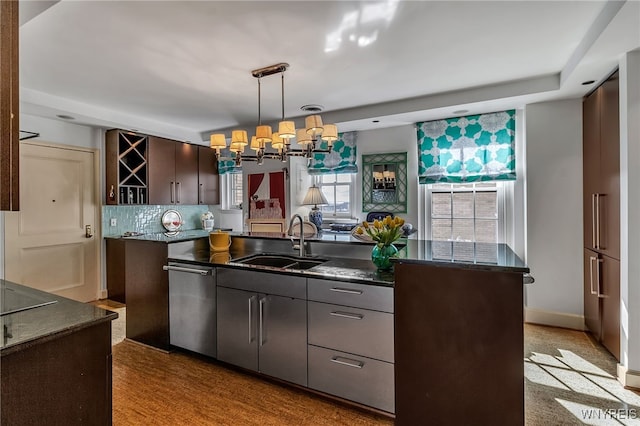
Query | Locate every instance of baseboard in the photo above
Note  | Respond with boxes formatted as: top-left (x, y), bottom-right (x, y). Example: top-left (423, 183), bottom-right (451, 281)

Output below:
top-left (99, 289), bottom-right (108, 300)
top-left (617, 364), bottom-right (640, 390)
top-left (524, 307), bottom-right (586, 331)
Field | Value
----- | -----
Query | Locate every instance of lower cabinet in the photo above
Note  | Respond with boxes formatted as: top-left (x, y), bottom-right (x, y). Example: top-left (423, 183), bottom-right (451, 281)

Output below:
top-left (307, 278), bottom-right (395, 413)
top-left (584, 248), bottom-right (620, 359)
top-left (214, 270), bottom-right (395, 413)
top-left (308, 345), bottom-right (395, 414)
top-left (216, 269), bottom-right (307, 386)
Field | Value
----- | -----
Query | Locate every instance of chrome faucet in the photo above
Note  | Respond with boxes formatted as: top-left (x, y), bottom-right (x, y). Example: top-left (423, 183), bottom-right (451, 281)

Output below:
top-left (288, 214), bottom-right (306, 257)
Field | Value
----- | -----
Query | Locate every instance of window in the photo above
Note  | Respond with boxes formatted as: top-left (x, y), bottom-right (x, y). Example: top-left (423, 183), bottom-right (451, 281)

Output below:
top-left (426, 182), bottom-right (505, 243)
top-left (221, 173), bottom-right (243, 209)
top-left (314, 173), bottom-right (355, 219)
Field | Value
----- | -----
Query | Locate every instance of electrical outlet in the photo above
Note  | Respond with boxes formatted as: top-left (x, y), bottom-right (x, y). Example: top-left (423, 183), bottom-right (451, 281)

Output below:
top-left (110, 218), bottom-right (117, 227)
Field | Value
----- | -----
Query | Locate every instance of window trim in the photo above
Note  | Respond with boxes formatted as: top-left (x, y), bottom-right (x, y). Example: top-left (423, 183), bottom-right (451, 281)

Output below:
top-left (221, 173), bottom-right (243, 210)
top-left (423, 182), bottom-right (508, 243)
top-left (313, 173), bottom-right (356, 220)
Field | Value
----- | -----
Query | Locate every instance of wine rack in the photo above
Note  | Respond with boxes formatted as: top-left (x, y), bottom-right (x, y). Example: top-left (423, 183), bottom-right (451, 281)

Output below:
top-left (105, 130), bottom-right (148, 205)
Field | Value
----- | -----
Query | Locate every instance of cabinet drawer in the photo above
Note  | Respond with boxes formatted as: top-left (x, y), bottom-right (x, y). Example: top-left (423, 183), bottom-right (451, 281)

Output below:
top-left (308, 345), bottom-right (394, 413)
top-left (217, 267), bottom-right (306, 299)
top-left (308, 301), bottom-right (394, 363)
top-left (307, 278), bottom-right (393, 313)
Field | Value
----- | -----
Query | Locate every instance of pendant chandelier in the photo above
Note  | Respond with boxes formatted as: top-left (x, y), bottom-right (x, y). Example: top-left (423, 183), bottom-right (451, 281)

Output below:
top-left (210, 63), bottom-right (338, 166)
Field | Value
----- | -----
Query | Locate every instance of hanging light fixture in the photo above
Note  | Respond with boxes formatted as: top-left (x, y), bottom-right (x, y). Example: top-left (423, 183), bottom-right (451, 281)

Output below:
top-left (209, 63), bottom-right (338, 165)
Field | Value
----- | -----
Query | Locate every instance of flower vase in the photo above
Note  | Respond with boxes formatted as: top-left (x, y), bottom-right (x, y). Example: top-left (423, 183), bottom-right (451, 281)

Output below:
top-left (371, 243), bottom-right (398, 271)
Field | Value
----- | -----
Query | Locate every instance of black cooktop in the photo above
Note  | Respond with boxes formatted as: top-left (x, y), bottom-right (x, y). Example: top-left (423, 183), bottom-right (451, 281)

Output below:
top-left (0, 282), bottom-right (57, 317)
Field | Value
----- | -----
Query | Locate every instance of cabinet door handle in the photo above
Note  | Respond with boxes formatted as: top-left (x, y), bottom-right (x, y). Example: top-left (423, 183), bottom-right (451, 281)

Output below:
top-left (199, 183), bottom-right (204, 204)
top-left (170, 182), bottom-right (175, 204)
top-left (162, 265), bottom-right (210, 275)
top-left (330, 311), bottom-right (363, 320)
top-left (248, 296), bottom-right (256, 344)
top-left (176, 182), bottom-right (181, 203)
top-left (596, 257), bottom-right (604, 298)
top-left (330, 356), bottom-right (364, 369)
top-left (595, 194), bottom-right (601, 249)
top-left (259, 297), bottom-right (266, 347)
top-left (589, 256), bottom-right (597, 295)
top-left (591, 194), bottom-right (597, 248)
top-left (330, 287), bottom-right (363, 295)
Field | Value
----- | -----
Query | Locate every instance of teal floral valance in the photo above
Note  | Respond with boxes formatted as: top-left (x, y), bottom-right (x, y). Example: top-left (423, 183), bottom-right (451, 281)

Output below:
top-left (217, 147), bottom-right (241, 175)
top-left (417, 110), bottom-right (516, 184)
top-left (308, 131), bottom-right (358, 175)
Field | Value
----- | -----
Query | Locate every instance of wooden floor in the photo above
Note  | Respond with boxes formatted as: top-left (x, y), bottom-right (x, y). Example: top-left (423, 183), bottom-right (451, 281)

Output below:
top-left (113, 341), bottom-right (393, 425)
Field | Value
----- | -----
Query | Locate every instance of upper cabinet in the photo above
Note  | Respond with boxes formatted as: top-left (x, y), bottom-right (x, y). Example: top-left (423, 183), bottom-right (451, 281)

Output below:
top-left (105, 131), bottom-right (219, 205)
top-left (582, 71), bottom-right (620, 260)
top-left (105, 130), bottom-right (149, 205)
top-left (148, 136), bottom-right (198, 205)
top-left (198, 145), bottom-right (220, 205)
top-left (0, 0), bottom-right (19, 211)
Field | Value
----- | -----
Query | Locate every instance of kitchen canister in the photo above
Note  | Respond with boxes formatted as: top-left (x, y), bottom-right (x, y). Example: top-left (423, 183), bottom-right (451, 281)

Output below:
top-left (209, 231), bottom-right (231, 253)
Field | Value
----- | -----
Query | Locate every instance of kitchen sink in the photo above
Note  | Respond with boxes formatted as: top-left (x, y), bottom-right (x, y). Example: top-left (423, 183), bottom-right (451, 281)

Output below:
top-left (234, 254), bottom-right (327, 270)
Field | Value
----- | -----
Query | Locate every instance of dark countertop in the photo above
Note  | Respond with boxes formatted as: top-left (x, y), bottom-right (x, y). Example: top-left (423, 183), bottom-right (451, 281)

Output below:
top-left (118, 228), bottom-right (528, 276)
top-left (168, 250), bottom-right (396, 286)
top-left (396, 240), bottom-right (529, 273)
top-left (0, 280), bottom-right (118, 355)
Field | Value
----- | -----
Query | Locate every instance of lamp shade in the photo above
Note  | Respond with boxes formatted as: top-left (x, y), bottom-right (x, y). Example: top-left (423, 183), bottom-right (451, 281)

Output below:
top-left (230, 141), bottom-right (245, 153)
top-left (321, 124), bottom-right (338, 142)
top-left (296, 128), bottom-right (312, 146)
top-left (256, 125), bottom-right (272, 143)
top-left (302, 185), bottom-right (328, 207)
top-left (231, 130), bottom-right (248, 146)
top-left (305, 115), bottom-right (324, 136)
top-left (250, 135), bottom-right (261, 151)
top-left (271, 132), bottom-right (284, 151)
top-left (210, 133), bottom-right (227, 150)
top-left (278, 121), bottom-right (296, 139)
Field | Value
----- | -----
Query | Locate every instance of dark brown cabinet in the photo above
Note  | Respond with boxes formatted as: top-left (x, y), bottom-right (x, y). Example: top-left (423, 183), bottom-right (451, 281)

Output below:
top-left (583, 70), bottom-right (620, 360)
top-left (0, 0), bottom-right (19, 211)
top-left (148, 136), bottom-right (199, 205)
top-left (394, 262), bottom-right (524, 425)
top-left (105, 130), bottom-right (148, 205)
top-left (198, 145), bottom-right (220, 205)
top-left (583, 71), bottom-right (620, 259)
top-left (584, 249), bottom-right (620, 359)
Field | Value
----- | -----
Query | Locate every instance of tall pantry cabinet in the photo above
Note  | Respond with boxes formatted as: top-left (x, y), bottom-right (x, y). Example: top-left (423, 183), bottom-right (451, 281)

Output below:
top-left (583, 70), bottom-right (620, 360)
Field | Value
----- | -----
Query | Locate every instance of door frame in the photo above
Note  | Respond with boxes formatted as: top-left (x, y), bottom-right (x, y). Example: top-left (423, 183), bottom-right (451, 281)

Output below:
top-left (8, 140), bottom-right (103, 298)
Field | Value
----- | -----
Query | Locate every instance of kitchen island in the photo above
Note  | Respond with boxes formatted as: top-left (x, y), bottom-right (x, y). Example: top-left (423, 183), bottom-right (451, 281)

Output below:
top-left (110, 230), bottom-right (528, 423)
top-left (0, 280), bottom-right (118, 425)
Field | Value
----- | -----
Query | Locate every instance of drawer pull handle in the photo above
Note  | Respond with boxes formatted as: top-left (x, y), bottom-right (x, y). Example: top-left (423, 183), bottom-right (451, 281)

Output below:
top-left (163, 265), bottom-right (210, 276)
top-left (331, 356), bottom-right (364, 369)
top-left (330, 311), bottom-right (363, 320)
top-left (330, 287), bottom-right (363, 295)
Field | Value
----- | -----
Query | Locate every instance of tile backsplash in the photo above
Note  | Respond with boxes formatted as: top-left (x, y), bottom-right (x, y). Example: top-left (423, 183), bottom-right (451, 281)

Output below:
top-left (102, 205), bottom-right (215, 237)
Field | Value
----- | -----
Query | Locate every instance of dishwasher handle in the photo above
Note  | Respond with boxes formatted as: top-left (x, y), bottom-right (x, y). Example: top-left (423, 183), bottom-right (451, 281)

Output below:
top-left (163, 265), bottom-right (210, 276)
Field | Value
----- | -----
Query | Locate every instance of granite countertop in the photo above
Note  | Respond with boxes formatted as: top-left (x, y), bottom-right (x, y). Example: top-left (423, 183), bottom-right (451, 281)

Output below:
top-left (395, 240), bottom-right (529, 273)
top-left (0, 280), bottom-right (118, 355)
top-left (116, 228), bottom-right (528, 275)
top-left (168, 250), bottom-right (396, 286)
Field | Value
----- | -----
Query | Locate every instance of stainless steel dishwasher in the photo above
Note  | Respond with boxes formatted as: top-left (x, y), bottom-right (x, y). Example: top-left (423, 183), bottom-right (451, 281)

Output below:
top-left (164, 262), bottom-right (216, 358)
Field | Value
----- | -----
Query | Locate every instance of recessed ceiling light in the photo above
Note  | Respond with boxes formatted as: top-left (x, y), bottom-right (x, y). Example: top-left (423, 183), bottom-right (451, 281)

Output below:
top-left (300, 104), bottom-right (324, 112)
top-left (582, 80), bottom-right (596, 85)
top-left (372, 120), bottom-right (380, 123)
top-left (56, 114), bottom-right (75, 120)
top-left (453, 109), bottom-right (469, 115)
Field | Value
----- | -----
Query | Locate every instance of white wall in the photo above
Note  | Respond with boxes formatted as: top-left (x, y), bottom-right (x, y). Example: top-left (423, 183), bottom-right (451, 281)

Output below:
top-left (356, 125), bottom-right (419, 228)
top-left (524, 99), bottom-right (584, 329)
top-left (619, 51), bottom-right (640, 381)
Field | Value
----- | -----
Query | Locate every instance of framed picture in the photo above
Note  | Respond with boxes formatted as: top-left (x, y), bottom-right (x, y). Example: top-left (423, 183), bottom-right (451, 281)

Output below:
top-left (362, 152), bottom-right (407, 213)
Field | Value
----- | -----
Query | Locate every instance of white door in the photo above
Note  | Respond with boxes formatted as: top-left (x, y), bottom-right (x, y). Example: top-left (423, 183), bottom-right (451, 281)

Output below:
top-left (4, 142), bottom-right (99, 302)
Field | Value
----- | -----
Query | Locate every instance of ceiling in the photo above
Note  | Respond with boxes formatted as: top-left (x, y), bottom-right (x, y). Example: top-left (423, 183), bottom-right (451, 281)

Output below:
top-left (18, 1), bottom-right (640, 144)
